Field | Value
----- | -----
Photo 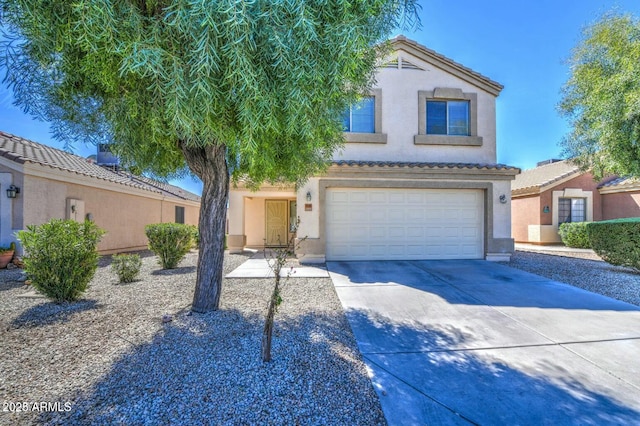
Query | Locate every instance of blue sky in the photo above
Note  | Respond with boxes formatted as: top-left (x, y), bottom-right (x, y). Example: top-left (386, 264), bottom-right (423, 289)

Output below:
top-left (1, 0), bottom-right (639, 195)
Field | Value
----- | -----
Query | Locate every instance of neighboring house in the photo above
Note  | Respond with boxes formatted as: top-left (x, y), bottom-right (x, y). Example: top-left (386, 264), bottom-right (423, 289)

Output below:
top-left (228, 35), bottom-right (519, 263)
top-left (0, 131), bottom-right (200, 253)
top-left (511, 159), bottom-right (640, 244)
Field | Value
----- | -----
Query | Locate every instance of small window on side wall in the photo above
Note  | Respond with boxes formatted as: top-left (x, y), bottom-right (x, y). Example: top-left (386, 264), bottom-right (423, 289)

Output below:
top-left (175, 206), bottom-right (185, 224)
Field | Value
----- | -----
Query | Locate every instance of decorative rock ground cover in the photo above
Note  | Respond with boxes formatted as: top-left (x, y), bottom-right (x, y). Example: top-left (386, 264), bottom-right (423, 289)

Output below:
top-left (0, 251), bottom-right (385, 425)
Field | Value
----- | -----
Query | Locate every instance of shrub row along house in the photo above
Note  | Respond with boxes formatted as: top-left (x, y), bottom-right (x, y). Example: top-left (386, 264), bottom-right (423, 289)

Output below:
top-left (511, 159), bottom-right (640, 244)
top-left (228, 35), bottom-right (520, 262)
top-left (0, 131), bottom-right (200, 253)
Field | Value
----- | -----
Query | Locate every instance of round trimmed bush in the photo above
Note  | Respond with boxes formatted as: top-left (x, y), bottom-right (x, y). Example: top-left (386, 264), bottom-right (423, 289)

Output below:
top-left (558, 222), bottom-right (591, 248)
top-left (145, 223), bottom-right (193, 269)
top-left (18, 219), bottom-right (104, 302)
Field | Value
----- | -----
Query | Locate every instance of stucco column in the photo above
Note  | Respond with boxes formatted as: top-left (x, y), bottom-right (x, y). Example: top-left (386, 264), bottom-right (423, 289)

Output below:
top-left (0, 173), bottom-right (14, 248)
top-left (226, 191), bottom-right (246, 253)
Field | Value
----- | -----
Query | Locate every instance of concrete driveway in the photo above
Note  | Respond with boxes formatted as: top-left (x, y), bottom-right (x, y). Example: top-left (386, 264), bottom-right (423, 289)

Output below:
top-left (327, 260), bottom-right (640, 425)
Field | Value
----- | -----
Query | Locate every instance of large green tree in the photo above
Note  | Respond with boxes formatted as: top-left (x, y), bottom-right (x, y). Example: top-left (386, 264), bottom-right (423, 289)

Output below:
top-left (0, 1), bottom-right (418, 312)
top-left (560, 12), bottom-right (640, 180)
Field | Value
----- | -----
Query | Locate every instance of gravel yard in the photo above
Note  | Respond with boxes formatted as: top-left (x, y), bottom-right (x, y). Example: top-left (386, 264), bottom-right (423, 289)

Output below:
top-left (507, 249), bottom-right (640, 307)
top-left (0, 251), bottom-right (385, 425)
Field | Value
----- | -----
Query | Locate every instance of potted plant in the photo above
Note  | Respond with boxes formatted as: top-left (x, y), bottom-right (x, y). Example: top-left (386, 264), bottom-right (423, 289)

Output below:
top-left (0, 242), bottom-right (16, 268)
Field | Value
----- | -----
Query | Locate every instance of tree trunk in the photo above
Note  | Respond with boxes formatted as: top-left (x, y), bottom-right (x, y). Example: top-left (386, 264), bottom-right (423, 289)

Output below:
top-left (261, 274), bottom-right (280, 362)
top-left (180, 142), bottom-right (229, 312)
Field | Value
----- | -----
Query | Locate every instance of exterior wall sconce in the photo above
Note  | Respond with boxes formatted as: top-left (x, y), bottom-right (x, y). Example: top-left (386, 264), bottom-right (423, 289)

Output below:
top-left (543, 206), bottom-right (550, 213)
top-left (6, 184), bottom-right (19, 199)
top-left (499, 194), bottom-right (507, 204)
top-left (306, 191), bottom-right (312, 202)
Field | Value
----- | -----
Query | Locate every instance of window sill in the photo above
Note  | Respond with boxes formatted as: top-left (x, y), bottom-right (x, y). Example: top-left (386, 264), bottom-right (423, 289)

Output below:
top-left (344, 132), bottom-right (387, 144)
top-left (414, 134), bottom-right (483, 146)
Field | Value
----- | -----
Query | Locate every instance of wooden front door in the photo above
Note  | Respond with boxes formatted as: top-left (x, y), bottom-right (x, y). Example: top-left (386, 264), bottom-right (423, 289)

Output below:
top-left (265, 200), bottom-right (288, 246)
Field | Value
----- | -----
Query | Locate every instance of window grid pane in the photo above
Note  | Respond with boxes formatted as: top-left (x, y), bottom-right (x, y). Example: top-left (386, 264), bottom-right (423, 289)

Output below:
top-left (558, 198), bottom-right (571, 224)
top-left (571, 199), bottom-right (585, 222)
top-left (448, 101), bottom-right (470, 135)
top-left (426, 101), bottom-right (447, 135)
top-left (350, 96), bottom-right (375, 133)
top-left (341, 109), bottom-right (351, 132)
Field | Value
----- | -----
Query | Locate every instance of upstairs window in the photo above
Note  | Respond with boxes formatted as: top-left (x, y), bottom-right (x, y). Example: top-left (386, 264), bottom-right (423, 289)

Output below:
top-left (416, 89), bottom-right (481, 146)
top-left (343, 96), bottom-right (375, 133)
top-left (558, 198), bottom-right (585, 223)
top-left (426, 100), bottom-right (470, 136)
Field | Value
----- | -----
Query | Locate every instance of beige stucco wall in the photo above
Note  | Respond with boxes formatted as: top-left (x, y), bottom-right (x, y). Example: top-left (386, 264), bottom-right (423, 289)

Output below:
top-left (297, 178), bottom-right (321, 240)
top-left (18, 174), bottom-right (199, 254)
top-left (334, 51), bottom-right (497, 164)
top-left (601, 191), bottom-right (640, 219)
top-left (512, 195), bottom-right (540, 242)
top-left (226, 185), bottom-right (296, 252)
top-left (245, 197), bottom-right (266, 247)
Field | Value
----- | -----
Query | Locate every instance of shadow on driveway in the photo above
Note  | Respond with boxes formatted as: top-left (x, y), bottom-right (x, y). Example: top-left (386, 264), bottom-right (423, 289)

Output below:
top-left (329, 260), bottom-right (640, 425)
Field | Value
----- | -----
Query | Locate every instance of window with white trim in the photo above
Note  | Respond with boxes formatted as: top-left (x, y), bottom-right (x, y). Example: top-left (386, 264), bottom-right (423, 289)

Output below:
top-left (558, 198), bottom-right (585, 223)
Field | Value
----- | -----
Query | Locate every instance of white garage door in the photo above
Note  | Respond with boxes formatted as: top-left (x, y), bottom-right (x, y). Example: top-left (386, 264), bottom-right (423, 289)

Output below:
top-left (325, 188), bottom-right (484, 261)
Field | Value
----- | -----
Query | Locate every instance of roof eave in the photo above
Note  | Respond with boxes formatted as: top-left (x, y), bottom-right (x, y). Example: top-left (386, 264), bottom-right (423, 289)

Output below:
top-left (389, 35), bottom-right (504, 96)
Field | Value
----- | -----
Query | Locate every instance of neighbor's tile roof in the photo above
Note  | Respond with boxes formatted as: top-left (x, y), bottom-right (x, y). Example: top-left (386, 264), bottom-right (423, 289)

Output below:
top-left (598, 176), bottom-right (640, 190)
top-left (0, 130), bottom-right (200, 201)
top-left (118, 173), bottom-right (202, 202)
top-left (332, 160), bottom-right (519, 171)
top-left (511, 160), bottom-right (581, 194)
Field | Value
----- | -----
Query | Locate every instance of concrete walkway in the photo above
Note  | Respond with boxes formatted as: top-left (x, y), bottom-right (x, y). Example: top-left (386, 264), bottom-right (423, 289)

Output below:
top-left (328, 260), bottom-right (640, 425)
top-left (515, 242), bottom-right (597, 254)
top-left (226, 250), bottom-right (329, 278)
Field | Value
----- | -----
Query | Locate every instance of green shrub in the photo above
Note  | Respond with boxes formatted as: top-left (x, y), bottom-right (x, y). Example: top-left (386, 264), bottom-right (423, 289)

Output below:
top-left (587, 218), bottom-right (640, 271)
top-left (558, 222), bottom-right (591, 248)
top-left (111, 253), bottom-right (142, 283)
top-left (145, 223), bottom-right (192, 269)
top-left (187, 225), bottom-right (199, 248)
top-left (18, 219), bottom-right (104, 302)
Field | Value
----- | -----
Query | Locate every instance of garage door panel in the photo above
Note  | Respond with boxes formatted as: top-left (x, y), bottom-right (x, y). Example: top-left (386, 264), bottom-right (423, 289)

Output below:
top-left (370, 210), bottom-right (386, 221)
top-left (370, 192), bottom-right (387, 203)
top-left (350, 192), bottom-right (368, 203)
top-left (326, 188), bottom-right (484, 261)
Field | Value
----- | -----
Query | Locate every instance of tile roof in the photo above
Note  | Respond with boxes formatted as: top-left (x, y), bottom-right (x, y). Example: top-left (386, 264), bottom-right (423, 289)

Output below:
top-left (598, 176), bottom-right (640, 190)
top-left (117, 173), bottom-right (202, 202)
top-left (511, 160), bottom-right (581, 194)
top-left (332, 160), bottom-right (519, 172)
top-left (0, 131), bottom-right (200, 202)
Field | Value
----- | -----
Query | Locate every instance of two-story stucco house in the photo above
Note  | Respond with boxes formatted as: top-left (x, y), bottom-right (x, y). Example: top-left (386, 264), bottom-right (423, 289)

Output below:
top-left (227, 35), bottom-right (519, 263)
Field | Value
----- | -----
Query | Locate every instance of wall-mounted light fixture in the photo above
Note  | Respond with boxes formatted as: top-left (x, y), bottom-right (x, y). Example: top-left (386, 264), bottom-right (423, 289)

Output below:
top-left (543, 206), bottom-right (550, 213)
top-left (6, 184), bottom-right (19, 199)
top-left (499, 194), bottom-right (507, 204)
top-left (306, 191), bottom-right (312, 202)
